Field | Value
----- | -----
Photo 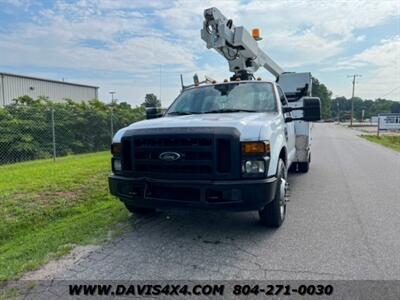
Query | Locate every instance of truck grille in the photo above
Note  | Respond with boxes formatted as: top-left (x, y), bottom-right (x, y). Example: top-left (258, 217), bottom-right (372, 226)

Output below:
top-left (120, 128), bottom-right (240, 180)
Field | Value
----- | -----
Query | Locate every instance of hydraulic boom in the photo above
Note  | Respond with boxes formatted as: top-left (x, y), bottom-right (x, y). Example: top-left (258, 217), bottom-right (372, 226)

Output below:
top-left (201, 7), bottom-right (284, 80)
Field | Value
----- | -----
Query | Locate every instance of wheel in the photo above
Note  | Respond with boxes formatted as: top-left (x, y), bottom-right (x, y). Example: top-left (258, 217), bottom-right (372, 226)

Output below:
top-left (288, 162), bottom-right (297, 173)
top-left (259, 159), bottom-right (288, 228)
top-left (297, 154), bottom-right (310, 173)
top-left (297, 162), bottom-right (309, 173)
top-left (123, 202), bottom-right (155, 215)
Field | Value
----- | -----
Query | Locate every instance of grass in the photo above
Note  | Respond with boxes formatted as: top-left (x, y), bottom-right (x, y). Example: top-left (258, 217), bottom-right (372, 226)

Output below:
top-left (0, 152), bottom-right (131, 281)
top-left (361, 135), bottom-right (400, 152)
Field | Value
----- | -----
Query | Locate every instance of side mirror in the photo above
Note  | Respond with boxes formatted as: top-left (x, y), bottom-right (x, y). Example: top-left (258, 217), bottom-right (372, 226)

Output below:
top-left (302, 97), bottom-right (321, 121)
top-left (145, 107), bottom-right (162, 119)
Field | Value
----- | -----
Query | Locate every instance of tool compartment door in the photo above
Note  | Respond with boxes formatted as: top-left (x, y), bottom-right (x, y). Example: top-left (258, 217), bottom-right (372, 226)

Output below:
top-left (277, 72), bottom-right (312, 163)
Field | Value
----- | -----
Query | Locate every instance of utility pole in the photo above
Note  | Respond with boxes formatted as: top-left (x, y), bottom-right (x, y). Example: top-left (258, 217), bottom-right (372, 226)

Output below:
top-left (109, 91), bottom-right (116, 141)
top-left (336, 101), bottom-right (340, 123)
top-left (159, 64), bottom-right (162, 104)
top-left (109, 91), bottom-right (116, 103)
top-left (51, 108), bottom-right (56, 162)
top-left (347, 74), bottom-right (361, 127)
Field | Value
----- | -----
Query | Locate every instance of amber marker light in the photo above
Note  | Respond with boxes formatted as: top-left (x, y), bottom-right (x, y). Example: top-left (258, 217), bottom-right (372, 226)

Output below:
top-left (252, 28), bottom-right (262, 41)
top-left (242, 141), bottom-right (270, 154)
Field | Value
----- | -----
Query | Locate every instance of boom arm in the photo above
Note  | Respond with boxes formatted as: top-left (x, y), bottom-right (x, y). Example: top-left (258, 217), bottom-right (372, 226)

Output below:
top-left (201, 7), bottom-right (284, 80)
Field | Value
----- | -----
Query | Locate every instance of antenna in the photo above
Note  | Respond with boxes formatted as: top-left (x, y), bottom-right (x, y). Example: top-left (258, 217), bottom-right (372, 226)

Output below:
top-left (193, 73), bottom-right (200, 85)
top-left (180, 74), bottom-right (184, 90)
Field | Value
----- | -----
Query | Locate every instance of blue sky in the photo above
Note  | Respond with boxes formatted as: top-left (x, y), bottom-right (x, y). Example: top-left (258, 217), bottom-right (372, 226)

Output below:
top-left (0, 0), bottom-right (399, 106)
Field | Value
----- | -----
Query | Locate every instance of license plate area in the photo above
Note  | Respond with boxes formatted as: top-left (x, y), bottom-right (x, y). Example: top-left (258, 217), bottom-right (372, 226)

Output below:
top-left (145, 183), bottom-right (200, 202)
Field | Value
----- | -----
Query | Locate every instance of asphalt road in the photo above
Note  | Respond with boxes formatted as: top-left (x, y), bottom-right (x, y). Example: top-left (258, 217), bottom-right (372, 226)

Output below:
top-left (57, 123), bottom-right (400, 280)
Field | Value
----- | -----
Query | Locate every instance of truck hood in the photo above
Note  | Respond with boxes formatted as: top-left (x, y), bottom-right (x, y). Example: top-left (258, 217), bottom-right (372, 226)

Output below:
top-left (113, 112), bottom-right (278, 143)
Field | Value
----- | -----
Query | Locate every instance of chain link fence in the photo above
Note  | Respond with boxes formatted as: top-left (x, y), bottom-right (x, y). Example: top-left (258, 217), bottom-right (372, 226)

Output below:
top-left (0, 103), bottom-right (144, 165)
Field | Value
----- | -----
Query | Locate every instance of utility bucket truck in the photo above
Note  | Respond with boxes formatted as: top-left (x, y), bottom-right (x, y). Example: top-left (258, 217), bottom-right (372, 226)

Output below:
top-left (109, 7), bottom-right (321, 228)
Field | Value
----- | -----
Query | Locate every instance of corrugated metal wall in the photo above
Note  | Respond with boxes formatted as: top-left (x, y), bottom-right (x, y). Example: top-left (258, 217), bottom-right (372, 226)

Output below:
top-left (0, 73), bottom-right (98, 106)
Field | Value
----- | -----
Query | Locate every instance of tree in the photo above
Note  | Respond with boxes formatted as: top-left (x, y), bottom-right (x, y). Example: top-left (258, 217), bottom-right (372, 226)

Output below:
top-left (331, 97), bottom-right (397, 121)
top-left (391, 102), bottom-right (400, 113)
top-left (142, 93), bottom-right (161, 108)
top-left (312, 77), bottom-right (332, 119)
top-left (0, 96), bottom-right (145, 164)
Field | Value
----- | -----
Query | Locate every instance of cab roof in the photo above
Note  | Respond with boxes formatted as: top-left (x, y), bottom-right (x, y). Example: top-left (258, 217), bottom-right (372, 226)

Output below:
top-left (183, 80), bottom-right (276, 91)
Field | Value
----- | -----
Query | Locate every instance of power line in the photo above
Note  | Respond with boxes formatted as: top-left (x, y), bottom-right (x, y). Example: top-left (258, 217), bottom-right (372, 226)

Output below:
top-left (380, 86), bottom-right (400, 98)
top-left (159, 64), bottom-right (162, 103)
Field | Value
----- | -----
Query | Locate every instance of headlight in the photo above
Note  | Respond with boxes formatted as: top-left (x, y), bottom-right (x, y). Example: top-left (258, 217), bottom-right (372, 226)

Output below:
top-left (242, 160), bottom-right (265, 174)
top-left (112, 158), bottom-right (122, 172)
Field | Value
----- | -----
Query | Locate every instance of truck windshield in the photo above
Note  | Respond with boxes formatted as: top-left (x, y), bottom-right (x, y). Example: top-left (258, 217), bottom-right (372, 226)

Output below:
top-left (167, 82), bottom-right (277, 115)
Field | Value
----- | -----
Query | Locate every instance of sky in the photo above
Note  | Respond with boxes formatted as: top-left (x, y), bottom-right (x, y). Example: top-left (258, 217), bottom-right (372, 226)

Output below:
top-left (0, 0), bottom-right (399, 106)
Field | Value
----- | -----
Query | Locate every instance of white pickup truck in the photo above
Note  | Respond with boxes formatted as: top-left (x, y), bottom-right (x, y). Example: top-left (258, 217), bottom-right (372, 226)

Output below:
top-left (108, 7), bottom-right (321, 228)
top-left (109, 75), bottom-right (320, 228)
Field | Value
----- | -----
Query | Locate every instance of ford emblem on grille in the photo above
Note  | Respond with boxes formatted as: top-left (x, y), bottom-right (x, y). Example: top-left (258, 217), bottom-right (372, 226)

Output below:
top-left (159, 151), bottom-right (181, 161)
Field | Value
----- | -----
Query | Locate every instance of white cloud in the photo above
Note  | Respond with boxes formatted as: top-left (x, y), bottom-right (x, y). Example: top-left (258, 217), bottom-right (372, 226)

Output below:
top-left (352, 36), bottom-right (400, 67)
top-left (0, 0), bottom-right (399, 103)
top-left (356, 35), bottom-right (366, 42)
top-left (325, 36), bottom-right (400, 100)
top-left (353, 37), bottom-right (400, 100)
top-left (0, 1), bottom-right (196, 73)
top-left (240, 0), bottom-right (397, 37)
top-left (237, 0), bottom-right (398, 68)
top-left (328, 36), bottom-right (400, 73)
top-left (154, 0), bottom-right (399, 69)
top-left (96, 0), bottom-right (167, 10)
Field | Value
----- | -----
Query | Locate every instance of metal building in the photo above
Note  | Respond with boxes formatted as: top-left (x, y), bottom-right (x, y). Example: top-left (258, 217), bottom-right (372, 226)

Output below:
top-left (0, 72), bottom-right (98, 107)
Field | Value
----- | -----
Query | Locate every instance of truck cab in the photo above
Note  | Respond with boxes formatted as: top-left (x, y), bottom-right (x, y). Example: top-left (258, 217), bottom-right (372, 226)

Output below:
top-left (108, 79), bottom-right (320, 228)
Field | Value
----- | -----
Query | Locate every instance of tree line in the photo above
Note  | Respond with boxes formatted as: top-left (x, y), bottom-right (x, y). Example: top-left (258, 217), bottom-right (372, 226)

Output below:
top-left (143, 78), bottom-right (399, 121)
top-left (311, 78), bottom-right (399, 121)
top-left (1, 80), bottom-right (398, 164)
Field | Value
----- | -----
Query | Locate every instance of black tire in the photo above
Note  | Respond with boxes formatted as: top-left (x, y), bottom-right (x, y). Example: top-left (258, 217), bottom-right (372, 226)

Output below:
top-left (123, 202), bottom-right (155, 215)
top-left (297, 161), bottom-right (309, 173)
top-left (297, 154), bottom-right (310, 173)
top-left (288, 162), bottom-right (297, 173)
top-left (259, 159), bottom-right (287, 228)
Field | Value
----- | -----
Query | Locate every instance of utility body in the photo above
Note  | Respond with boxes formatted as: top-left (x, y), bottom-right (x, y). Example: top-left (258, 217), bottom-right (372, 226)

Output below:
top-left (108, 8), bottom-right (321, 227)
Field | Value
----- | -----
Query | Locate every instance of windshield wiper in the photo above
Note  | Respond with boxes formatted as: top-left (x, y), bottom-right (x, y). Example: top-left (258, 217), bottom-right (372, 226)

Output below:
top-left (204, 108), bottom-right (258, 114)
top-left (167, 111), bottom-right (201, 116)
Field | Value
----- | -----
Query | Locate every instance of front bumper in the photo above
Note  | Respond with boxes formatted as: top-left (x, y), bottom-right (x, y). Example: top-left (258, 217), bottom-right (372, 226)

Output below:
top-left (109, 175), bottom-right (278, 211)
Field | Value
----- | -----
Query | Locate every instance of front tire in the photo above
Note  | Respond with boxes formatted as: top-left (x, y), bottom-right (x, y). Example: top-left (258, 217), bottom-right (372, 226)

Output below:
top-left (259, 159), bottom-right (287, 228)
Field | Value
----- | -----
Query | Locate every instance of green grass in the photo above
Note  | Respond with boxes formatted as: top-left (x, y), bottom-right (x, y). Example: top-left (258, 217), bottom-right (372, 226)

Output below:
top-left (0, 152), bottom-right (130, 281)
top-left (361, 135), bottom-right (400, 152)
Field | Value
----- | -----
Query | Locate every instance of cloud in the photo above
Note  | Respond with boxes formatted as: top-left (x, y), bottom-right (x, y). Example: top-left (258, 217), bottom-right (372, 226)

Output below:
top-left (352, 36), bottom-right (400, 99)
top-left (324, 36), bottom-right (400, 99)
top-left (240, 0), bottom-right (397, 36)
top-left (155, 0), bottom-right (398, 69)
top-left (326, 36), bottom-right (400, 72)
top-left (0, 1), bottom-right (196, 73)
top-left (0, 0), bottom-right (399, 104)
top-left (352, 36), bottom-right (400, 68)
